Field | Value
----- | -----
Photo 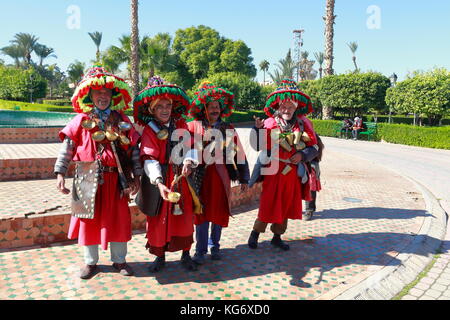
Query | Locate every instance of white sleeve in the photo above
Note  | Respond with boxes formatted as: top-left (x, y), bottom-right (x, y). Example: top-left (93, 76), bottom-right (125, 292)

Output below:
top-left (144, 160), bottom-right (163, 185)
top-left (183, 149), bottom-right (199, 168)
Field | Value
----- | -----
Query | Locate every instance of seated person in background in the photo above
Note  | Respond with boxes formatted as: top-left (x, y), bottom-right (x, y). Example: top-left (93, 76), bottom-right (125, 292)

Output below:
top-left (340, 118), bottom-right (353, 139)
top-left (352, 116), bottom-right (363, 140)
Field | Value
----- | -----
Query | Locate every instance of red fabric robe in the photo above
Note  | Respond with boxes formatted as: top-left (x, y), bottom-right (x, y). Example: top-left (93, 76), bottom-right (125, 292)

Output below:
top-left (187, 120), bottom-right (236, 227)
top-left (140, 119), bottom-right (195, 257)
top-left (60, 112), bottom-right (139, 250)
top-left (257, 117), bottom-right (317, 224)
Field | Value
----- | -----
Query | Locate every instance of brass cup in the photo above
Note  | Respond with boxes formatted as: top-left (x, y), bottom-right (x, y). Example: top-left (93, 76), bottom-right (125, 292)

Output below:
top-left (106, 130), bottom-right (119, 141)
top-left (286, 133), bottom-right (294, 146)
top-left (295, 141), bottom-right (306, 151)
top-left (157, 129), bottom-right (169, 140)
top-left (293, 131), bottom-right (302, 145)
top-left (81, 120), bottom-right (96, 130)
top-left (301, 132), bottom-right (312, 142)
top-left (279, 138), bottom-right (292, 152)
top-left (167, 192), bottom-right (181, 203)
top-left (118, 121), bottom-right (132, 131)
top-left (281, 165), bottom-right (292, 175)
top-left (119, 135), bottom-right (131, 145)
top-left (92, 130), bottom-right (106, 142)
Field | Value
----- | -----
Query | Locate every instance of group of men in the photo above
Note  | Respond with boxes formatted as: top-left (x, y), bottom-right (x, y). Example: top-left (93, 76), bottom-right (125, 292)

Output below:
top-left (54, 66), bottom-right (323, 279)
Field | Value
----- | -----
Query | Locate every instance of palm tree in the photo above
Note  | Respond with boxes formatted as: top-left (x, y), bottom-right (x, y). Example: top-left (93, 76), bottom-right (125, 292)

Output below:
top-left (1, 45), bottom-right (23, 67)
top-left (323, 0), bottom-right (336, 119)
top-left (140, 33), bottom-right (176, 79)
top-left (34, 44), bottom-right (57, 66)
top-left (347, 41), bottom-right (359, 72)
top-left (259, 60), bottom-right (270, 85)
top-left (11, 33), bottom-right (39, 66)
top-left (269, 49), bottom-right (296, 83)
top-left (103, 35), bottom-right (133, 78)
top-left (130, 0), bottom-right (140, 97)
top-left (67, 60), bottom-right (86, 84)
top-left (314, 52), bottom-right (325, 79)
top-left (88, 31), bottom-right (103, 62)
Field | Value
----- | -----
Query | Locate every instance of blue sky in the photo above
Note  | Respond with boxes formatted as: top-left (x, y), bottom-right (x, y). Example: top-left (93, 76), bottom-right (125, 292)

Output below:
top-left (1, 0), bottom-right (449, 82)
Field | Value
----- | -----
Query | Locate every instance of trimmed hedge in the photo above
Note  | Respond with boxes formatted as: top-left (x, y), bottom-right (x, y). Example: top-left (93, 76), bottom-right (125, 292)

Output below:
top-left (42, 99), bottom-right (72, 106)
top-left (0, 99), bottom-right (74, 113)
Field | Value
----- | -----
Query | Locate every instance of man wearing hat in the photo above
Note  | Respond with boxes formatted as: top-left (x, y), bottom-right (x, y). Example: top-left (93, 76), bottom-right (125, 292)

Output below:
top-left (54, 66), bottom-right (141, 279)
top-left (187, 82), bottom-right (250, 264)
top-left (248, 79), bottom-right (319, 251)
top-left (134, 76), bottom-right (199, 272)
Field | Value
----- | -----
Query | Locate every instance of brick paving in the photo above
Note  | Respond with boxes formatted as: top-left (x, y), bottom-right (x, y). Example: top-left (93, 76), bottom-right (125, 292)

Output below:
top-left (0, 148), bottom-right (431, 300)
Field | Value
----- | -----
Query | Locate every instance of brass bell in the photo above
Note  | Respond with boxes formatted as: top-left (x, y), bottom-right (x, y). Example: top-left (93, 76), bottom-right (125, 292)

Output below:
top-left (81, 119), bottom-right (96, 130)
top-left (118, 121), bottom-right (132, 131)
top-left (172, 204), bottom-right (183, 216)
top-left (157, 129), bottom-right (169, 140)
top-left (281, 165), bottom-right (293, 175)
top-left (167, 192), bottom-right (181, 203)
top-left (119, 135), bottom-right (131, 145)
top-left (293, 131), bottom-right (302, 145)
top-left (106, 130), bottom-right (119, 141)
top-left (92, 130), bottom-right (106, 142)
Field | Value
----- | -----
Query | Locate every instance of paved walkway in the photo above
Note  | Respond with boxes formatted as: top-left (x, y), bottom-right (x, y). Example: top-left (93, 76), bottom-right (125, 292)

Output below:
top-left (0, 145), bottom-right (435, 300)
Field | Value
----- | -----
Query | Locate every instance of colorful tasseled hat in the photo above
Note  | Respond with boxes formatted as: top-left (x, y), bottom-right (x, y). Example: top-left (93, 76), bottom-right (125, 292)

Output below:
top-left (188, 82), bottom-right (235, 120)
top-left (71, 65), bottom-right (132, 114)
top-left (133, 76), bottom-right (190, 125)
top-left (264, 79), bottom-right (313, 117)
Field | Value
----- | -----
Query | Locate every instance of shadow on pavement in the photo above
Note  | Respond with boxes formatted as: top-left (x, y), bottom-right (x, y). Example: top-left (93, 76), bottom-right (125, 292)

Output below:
top-left (312, 207), bottom-right (432, 220)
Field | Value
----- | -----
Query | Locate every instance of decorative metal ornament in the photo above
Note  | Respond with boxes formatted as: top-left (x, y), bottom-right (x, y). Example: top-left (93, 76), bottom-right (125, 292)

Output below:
top-left (167, 192), bottom-right (181, 203)
top-left (92, 130), bottom-right (106, 142)
top-left (119, 135), bottom-right (131, 145)
top-left (118, 121), bottom-right (132, 131)
top-left (286, 133), bottom-right (294, 146)
top-left (281, 164), bottom-right (293, 175)
top-left (301, 132), bottom-right (312, 142)
top-left (106, 130), bottom-right (119, 141)
top-left (81, 119), bottom-right (96, 130)
top-left (293, 131), bottom-right (302, 145)
top-left (279, 138), bottom-right (293, 152)
top-left (157, 129), bottom-right (169, 140)
top-left (172, 203), bottom-right (183, 216)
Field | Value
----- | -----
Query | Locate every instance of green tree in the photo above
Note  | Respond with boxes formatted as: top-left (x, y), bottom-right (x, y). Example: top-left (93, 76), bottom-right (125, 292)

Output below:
top-left (386, 68), bottom-right (450, 126)
top-left (347, 41), bottom-right (359, 72)
top-left (1, 45), bottom-right (23, 67)
top-left (67, 60), bottom-right (86, 84)
top-left (319, 72), bottom-right (390, 118)
top-left (298, 79), bottom-right (323, 118)
top-left (88, 31), bottom-right (103, 62)
top-left (269, 49), bottom-right (296, 83)
top-left (259, 60), bottom-right (270, 85)
top-left (0, 65), bottom-right (47, 101)
top-left (314, 52), bottom-right (325, 79)
top-left (11, 33), bottom-right (39, 66)
top-left (34, 44), bottom-right (57, 66)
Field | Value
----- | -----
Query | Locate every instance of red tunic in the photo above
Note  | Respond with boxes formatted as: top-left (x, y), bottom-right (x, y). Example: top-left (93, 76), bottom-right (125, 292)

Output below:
top-left (257, 117), bottom-right (317, 224)
top-left (140, 119), bottom-right (195, 257)
top-left (60, 112), bottom-right (139, 250)
top-left (187, 120), bottom-right (232, 227)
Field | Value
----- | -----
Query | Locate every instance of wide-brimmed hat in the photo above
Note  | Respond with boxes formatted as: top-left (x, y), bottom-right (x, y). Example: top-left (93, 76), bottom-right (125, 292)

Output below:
top-left (133, 76), bottom-right (190, 125)
top-left (264, 79), bottom-right (313, 117)
top-left (71, 65), bottom-right (132, 114)
top-left (188, 82), bottom-right (235, 120)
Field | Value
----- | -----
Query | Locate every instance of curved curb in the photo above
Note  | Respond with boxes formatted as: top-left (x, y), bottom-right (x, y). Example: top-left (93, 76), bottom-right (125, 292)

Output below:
top-left (334, 176), bottom-right (448, 300)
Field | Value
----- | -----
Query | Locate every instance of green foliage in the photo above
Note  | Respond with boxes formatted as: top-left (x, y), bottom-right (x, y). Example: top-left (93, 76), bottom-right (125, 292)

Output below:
top-left (376, 123), bottom-right (450, 149)
top-left (319, 72), bottom-right (391, 117)
top-left (0, 65), bottom-right (47, 101)
top-left (299, 79), bottom-right (323, 117)
top-left (225, 109), bottom-right (265, 123)
top-left (42, 99), bottom-right (71, 106)
top-left (311, 119), bottom-right (342, 137)
top-left (0, 99), bottom-right (73, 112)
top-left (173, 25), bottom-right (256, 87)
top-left (194, 72), bottom-right (263, 111)
top-left (386, 68), bottom-right (450, 125)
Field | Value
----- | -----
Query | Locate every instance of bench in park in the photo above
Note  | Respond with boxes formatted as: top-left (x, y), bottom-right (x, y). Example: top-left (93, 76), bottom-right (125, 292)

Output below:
top-left (334, 121), bottom-right (378, 141)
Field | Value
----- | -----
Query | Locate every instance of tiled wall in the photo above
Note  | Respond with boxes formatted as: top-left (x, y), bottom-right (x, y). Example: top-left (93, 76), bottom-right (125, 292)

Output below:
top-left (0, 159), bottom-right (75, 181)
top-left (0, 127), bottom-right (61, 143)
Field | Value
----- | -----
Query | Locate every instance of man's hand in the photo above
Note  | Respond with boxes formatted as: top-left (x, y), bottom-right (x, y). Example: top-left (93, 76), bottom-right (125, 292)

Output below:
top-left (254, 115), bottom-right (264, 129)
top-left (129, 176), bottom-right (141, 195)
top-left (56, 173), bottom-right (70, 194)
top-left (240, 183), bottom-right (249, 193)
top-left (290, 152), bottom-right (303, 165)
top-left (133, 123), bottom-right (145, 136)
top-left (157, 182), bottom-right (171, 201)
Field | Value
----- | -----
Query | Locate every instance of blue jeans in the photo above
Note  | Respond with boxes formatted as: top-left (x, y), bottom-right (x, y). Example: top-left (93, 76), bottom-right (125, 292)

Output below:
top-left (195, 222), bottom-right (222, 255)
top-left (83, 242), bottom-right (128, 265)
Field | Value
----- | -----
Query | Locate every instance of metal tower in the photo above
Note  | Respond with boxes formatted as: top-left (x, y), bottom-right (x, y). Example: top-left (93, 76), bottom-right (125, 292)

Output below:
top-left (293, 29), bottom-right (305, 82)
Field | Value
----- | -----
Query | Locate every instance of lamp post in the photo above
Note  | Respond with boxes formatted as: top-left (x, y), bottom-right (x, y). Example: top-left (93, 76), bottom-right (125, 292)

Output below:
top-left (29, 73), bottom-right (35, 103)
top-left (388, 73), bottom-right (398, 124)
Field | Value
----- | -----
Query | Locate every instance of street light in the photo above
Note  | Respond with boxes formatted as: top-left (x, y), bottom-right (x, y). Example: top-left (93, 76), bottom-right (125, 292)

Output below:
top-left (388, 73), bottom-right (398, 124)
top-left (29, 73), bottom-right (35, 103)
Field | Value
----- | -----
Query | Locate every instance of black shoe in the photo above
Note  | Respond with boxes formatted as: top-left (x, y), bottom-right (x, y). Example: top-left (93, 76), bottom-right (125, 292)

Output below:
top-left (112, 263), bottom-right (134, 276)
top-left (303, 211), bottom-right (314, 221)
top-left (181, 252), bottom-right (198, 271)
top-left (248, 230), bottom-right (260, 249)
top-left (80, 264), bottom-right (97, 280)
top-left (271, 235), bottom-right (290, 251)
top-left (148, 256), bottom-right (165, 273)
top-left (211, 251), bottom-right (222, 261)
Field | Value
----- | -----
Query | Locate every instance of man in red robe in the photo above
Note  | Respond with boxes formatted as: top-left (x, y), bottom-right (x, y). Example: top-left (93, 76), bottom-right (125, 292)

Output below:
top-left (248, 79), bottom-right (319, 251)
top-left (187, 83), bottom-right (250, 264)
top-left (54, 66), bottom-right (141, 279)
top-left (134, 76), bottom-right (199, 272)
